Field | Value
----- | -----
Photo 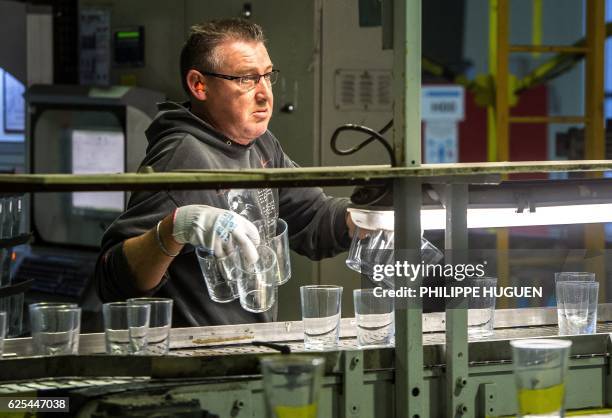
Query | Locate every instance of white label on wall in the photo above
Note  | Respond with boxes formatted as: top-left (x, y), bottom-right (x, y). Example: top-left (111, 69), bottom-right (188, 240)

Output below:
top-left (421, 85), bottom-right (464, 121)
top-left (425, 121), bottom-right (458, 163)
top-left (79, 9), bottom-right (111, 86)
top-left (71, 129), bottom-right (124, 211)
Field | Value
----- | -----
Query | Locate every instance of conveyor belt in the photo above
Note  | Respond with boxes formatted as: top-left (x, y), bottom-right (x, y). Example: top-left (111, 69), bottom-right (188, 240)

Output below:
top-left (0, 306), bottom-right (611, 385)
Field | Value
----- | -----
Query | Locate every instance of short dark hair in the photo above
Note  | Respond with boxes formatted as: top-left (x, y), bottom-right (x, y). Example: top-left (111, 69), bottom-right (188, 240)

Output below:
top-left (179, 18), bottom-right (266, 96)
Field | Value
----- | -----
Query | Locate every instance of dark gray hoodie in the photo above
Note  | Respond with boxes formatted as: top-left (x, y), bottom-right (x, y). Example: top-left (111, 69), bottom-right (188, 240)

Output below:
top-left (94, 102), bottom-right (350, 326)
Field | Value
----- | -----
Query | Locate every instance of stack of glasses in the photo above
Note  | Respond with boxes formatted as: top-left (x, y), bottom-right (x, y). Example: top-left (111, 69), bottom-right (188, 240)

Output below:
top-left (27, 298), bottom-right (174, 356)
top-left (29, 302), bottom-right (81, 355)
top-left (555, 272), bottom-right (599, 335)
top-left (103, 298), bottom-right (173, 355)
top-left (0, 194), bottom-right (25, 338)
top-left (197, 218), bottom-right (291, 313)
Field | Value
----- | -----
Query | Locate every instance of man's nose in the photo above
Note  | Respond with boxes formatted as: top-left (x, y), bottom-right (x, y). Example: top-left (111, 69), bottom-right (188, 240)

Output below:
top-left (254, 78), bottom-right (272, 100)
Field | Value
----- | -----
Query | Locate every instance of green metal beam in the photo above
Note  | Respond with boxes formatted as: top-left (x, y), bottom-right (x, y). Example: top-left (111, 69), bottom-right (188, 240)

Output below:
top-left (0, 161), bottom-right (611, 192)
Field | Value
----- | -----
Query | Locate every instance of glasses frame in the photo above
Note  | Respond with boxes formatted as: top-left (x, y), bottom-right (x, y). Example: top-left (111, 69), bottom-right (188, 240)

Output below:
top-left (199, 69), bottom-right (280, 89)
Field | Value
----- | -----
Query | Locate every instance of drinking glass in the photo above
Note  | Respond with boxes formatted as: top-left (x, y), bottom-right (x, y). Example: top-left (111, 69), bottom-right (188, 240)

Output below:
top-left (353, 288), bottom-right (394, 347)
top-left (300, 285), bottom-right (343, 350)
top-left (510, 339), bottom-right (572, 418)
top-left (468, 277), bottom-right (497, 338)
top-left (127, 298), bottom-right (173, 355)
top-left (556, 281), bottom-right (598, 335)
top-left (236, 245), bottom-right (278, 313)
top-left (346, 229), bottom-right (443, 277)
top-left (103, 302), bottom-right (151, 355)
top-left (0, 311), bottom-right (6, 358)
top-left (554, 272), bottom-right (595, 282)
top-left (196, 247), bottom-right (238, 303)
top-left (261, 355), bottom-right (325, 418)
top-left (30, 305), bottom-right (81, 355)
top-left (253, 218), bottom-right (291, 285)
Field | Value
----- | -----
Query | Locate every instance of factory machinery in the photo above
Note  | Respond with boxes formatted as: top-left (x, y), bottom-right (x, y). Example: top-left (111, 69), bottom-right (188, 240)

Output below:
top-left (1, 161), bottom-right (612, 417)
top-left (0, 1), bottom-right (610, 416)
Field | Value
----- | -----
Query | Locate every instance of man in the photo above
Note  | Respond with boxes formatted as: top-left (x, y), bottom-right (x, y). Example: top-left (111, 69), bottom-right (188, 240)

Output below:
top-left (94, 18), bottom-right (352, 327)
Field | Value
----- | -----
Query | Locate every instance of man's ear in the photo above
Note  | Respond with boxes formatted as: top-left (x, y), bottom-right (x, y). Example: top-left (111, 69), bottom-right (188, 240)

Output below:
top-left (186, 69), bottom-right (207, 101)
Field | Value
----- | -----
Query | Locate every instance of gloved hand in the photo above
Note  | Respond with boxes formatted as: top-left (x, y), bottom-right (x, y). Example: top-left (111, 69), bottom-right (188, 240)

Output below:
top-left (172, 205), bottom-right (260, 262)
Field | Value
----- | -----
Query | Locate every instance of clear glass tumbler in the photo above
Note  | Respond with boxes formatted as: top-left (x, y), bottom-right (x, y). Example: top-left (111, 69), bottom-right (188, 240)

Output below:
top-left (554, 272), bottom-right (595, 282)
top-left (346, 229), bottom-right (443, 278)
top-left (467, 277), bottom-right (497, 338)
top-left (353, 288), bottom-right (394, 347)
top-left (556, 281), bottom-right (599, 335)
top-left (127, 298), bottom-right (173, 355)
top-left (261, 355), bottom-right (325, 418)
top-left (0, 311), bottom-right (6, 358)
top-left (103, 302), bottom-right (151, 355)
top-left (510, 339), bottom-right (572, 418)
top-left (30, 305), bottom-right (81, 355)
top-left (253, 218), bottom-right (291, 285)
top-left (300, 285), bottom-right (343, 350)
top-left (236, 246), bottom-right (279, 313)
top-left (196, 247), bottom-right (238, 303)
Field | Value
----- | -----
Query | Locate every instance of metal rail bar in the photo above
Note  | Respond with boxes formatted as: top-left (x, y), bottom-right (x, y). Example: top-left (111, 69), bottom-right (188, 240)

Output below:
top-left (508, 115), bottom-right (587, 124)
top-left (0, 161), bottom-right (611, 192)
top-left (509, 45), bottom-right (588, 53)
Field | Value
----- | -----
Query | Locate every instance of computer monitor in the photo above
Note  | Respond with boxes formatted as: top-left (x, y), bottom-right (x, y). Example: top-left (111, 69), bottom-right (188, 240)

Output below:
top-left (27, 85), bottom-right (165, 248)
top-left (32, 110), bottom-right (127, 247)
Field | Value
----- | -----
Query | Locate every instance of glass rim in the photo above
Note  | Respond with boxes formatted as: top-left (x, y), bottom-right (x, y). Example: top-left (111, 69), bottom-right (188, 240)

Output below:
top-left (30, 306), bottom-right (81, 314)
top-left (555, 271), bottom-right (595, 277)
top-left (510, 338), bottom-right (572, 349)
top-left (353, 288), bottom-right (377, 294)
top-left (127, 297), bottom-right (173, 305)
top-left (556, 280), bottom-right (599, 287)
top-left (103, 301), bottom-right (151, 308)
top-left (29, 302), bottom-right (78, 310)
top-left (301, 285), bottom-right (343, 290)
top-left (353, 288), bottom-right (393, 297)
top-left (195, 246), bottom-right (214, 257)
top-left (468, 276), bottom-right (498, 281)
top-left (235, 245), bottom-right (278, 273)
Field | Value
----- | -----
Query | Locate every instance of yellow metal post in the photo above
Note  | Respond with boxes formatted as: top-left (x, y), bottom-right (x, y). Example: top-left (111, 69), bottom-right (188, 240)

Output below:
top-left (585, 0), bottom-right (606, 301)
top-left (488, 0), bottom-right (499, 162)
top-left (496, 0), bottom-right (510, 162)
top-left (532, 0), bottom-right (543, 58)
top-left (585, 0), bottom-right (605, 159)
top-left (492, 0), bottom-right (511, 300)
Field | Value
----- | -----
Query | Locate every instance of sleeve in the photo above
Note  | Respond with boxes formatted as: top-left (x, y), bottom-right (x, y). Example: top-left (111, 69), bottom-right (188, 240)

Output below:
top-left (94, 242), bottom-right (168, 302)
top-left (276, 151), bottom-right (351, 260)
top-left (94, 134), bottom-right (186, 302)
top-left (94, 190), bottom-right (178, 302)
top-left (94, 133), bottom-right (230, 302)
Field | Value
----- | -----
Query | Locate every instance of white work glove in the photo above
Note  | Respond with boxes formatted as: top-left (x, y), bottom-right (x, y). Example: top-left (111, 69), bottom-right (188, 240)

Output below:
top-left (172, 205), bottom-right (260, 262)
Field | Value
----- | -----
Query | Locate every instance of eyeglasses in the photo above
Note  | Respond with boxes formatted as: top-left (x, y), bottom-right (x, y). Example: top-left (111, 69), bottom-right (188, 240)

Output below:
top-left (201, 69), bottom-right (280, 90)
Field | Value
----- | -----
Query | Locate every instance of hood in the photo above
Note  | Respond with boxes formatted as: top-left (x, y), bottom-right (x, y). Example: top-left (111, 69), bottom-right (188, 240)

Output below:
top-left (145, 101), bottom-right (252, 158)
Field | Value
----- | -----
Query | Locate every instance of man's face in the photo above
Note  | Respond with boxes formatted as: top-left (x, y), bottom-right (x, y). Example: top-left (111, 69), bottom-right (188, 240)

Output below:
top-left (202, 40), bottom-right (274, 144)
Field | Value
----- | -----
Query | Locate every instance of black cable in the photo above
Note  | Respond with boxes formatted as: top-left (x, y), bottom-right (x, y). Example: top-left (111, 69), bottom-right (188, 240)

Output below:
top-left (252, 340), bottom-right (291, 354)
top-left (330, 120), bottom-right (396, 166)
